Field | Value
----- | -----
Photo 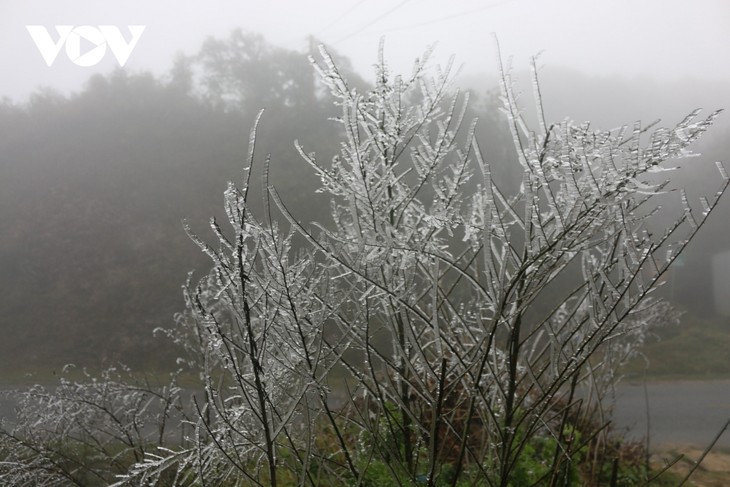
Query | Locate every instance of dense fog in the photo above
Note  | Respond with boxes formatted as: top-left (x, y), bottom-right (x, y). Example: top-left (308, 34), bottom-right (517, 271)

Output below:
top-left (1, 1), bottom-right (728, 376)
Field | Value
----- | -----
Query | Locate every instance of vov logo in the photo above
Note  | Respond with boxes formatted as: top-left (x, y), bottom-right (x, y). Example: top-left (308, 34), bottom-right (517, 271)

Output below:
top-left (26, 25), bottom-right (146, 67)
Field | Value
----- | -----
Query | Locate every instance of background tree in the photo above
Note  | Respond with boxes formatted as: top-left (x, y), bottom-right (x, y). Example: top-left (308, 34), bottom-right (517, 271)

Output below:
top-left (0, 33), bottom-right (372, 373)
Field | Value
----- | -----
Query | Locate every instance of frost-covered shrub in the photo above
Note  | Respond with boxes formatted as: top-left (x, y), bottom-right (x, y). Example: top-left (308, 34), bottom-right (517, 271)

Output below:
top-left (4, 42), bottom-right (725, 487)
top-left (0, 366), bottom-right (185, 486)
top-left (125, 43), bottom-right (724, 486)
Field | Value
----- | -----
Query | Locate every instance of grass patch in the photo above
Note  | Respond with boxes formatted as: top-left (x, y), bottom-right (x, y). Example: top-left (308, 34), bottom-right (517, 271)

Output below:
top-left (622, 316), bottom-right (730, 380)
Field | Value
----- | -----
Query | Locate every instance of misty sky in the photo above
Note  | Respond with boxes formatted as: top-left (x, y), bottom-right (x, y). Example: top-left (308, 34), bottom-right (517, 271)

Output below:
top-left (2, 0), bottom-right (729, 102)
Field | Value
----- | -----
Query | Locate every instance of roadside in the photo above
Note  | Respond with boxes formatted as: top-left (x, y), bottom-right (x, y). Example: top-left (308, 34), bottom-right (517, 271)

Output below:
top-left (650, 447), bottom-right (730, 487)
top-left (611, 377), bottom-right (730, 486)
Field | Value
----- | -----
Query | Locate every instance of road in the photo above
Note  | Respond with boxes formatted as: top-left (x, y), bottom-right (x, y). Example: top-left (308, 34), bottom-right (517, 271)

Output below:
top-left (612, 379), bottom-right (730, 449)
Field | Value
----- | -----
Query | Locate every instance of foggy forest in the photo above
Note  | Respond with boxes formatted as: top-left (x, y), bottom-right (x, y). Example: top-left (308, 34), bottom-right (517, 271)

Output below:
top-left (1, 31), bottom-right (728, 376)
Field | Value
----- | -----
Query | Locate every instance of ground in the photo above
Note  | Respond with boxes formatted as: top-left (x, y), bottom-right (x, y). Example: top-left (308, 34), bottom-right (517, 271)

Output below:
top-left (652, 447), bottom-right (730, 487)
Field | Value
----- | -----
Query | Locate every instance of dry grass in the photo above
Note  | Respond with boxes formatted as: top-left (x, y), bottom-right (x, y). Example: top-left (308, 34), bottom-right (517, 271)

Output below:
top-left (651, 447), bottom-right (730, 487)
